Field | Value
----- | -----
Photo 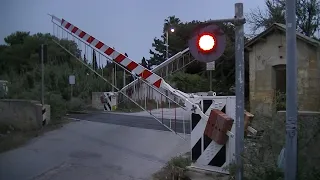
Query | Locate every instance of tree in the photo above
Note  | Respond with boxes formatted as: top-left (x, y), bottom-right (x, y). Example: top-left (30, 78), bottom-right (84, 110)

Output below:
top-left (92, 49), bottom-right (98, 71)
top-left (83, 54), bottom-right (87, 63)
top-left (140, 57), bottom-right (149, 69)
top-left (0, 31), bottom-right (112, 118)
top-left (247, 0), bottom-right (320, 37)
top-left (4, 31), bottom-right (30, 46)
top-left (148, 16), bottom-right (183, 67)
top-left (146, 16), bottom-right (245, 95)
top-left (296, 0), bottom-right (320, 37)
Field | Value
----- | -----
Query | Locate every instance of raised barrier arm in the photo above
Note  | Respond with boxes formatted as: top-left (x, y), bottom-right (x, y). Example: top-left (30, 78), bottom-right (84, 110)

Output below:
top-left (50, 14), bottom-right (208, 119)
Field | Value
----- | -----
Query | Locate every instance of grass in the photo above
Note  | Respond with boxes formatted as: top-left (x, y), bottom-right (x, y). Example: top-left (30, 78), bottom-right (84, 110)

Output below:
top-left (153, 153), bottom-right (192, 180)
top-left (0, 118), bottom-right (70, 153)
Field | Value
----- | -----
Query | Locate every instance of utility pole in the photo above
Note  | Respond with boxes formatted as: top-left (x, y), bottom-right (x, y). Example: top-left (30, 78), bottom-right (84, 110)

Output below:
top-left (285, 0), bottom-right (298, 179)
top-left (234, 3), bottom-right (245, 180)
top-left (187, 3), bottom-right (245, 178)
top-left (40, 44), bottom-right (47, 105)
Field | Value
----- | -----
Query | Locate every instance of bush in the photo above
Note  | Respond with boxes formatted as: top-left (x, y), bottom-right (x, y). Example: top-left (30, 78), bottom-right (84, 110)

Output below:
top-left (153, 154), bottom-right (191, 180)
top-left (66, 97), bottom-right (86, 112)
top-left (168, 72), bottom-right (208, 93)
top-left (229, 111), bottom-right (320, 180)
top-left (45, 93), bottom-right (66, 121)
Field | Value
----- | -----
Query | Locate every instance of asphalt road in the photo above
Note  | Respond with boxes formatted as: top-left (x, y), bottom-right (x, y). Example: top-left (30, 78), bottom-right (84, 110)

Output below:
top-left (69, 112), bottom-right (191, 134)
top-left (0, 121), bottom-right (190, 180)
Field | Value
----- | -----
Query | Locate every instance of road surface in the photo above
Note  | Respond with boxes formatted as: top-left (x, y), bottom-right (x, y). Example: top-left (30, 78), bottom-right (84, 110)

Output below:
top-left (70, 111), bottom-right (191, 134)
top-left (0, 119), bottom-right (190, 180)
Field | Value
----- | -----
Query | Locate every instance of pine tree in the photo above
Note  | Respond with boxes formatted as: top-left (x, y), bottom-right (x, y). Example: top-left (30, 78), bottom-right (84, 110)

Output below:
top-left (140, 57), bottom-right (149, 69)
top-left (92, 49), bottom-right (98, 71)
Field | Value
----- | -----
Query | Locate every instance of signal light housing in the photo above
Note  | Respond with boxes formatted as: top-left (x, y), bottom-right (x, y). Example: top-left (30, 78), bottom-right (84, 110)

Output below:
top-left (188, 24), bottom-right (226, 63)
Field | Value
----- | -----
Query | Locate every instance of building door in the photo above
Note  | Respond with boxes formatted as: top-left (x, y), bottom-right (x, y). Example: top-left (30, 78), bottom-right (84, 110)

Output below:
top-left (274, 65), bottom-right (286, 111)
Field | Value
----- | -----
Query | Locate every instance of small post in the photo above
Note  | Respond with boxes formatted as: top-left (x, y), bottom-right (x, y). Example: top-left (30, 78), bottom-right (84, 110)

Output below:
top-left (235, 3), bottom-right (245, 180)
top-left (209, 70), bottom-right (212, 91)
top-left (169, 100), bottom-right (171, 128)
top-left (174, 107), bottom-right (177, 132)
top-left (114, 65), bottom-right (117, 91)
top-left (123, 70), bottom-right (126, 88)
top-left (206, 61), bottom-right (215, 92)
top-left (161, 94), bottom-right (164, 123)
top-left (183, 111), bottom-right (186, 138)
top-left (111, 67), bottom-right (114, 92)
top-left (69, 75), bottom-right (75, 98)
top-left (144, 95), bottom-right (147, 109)
top-left (71, 85), bottom-right (73, 98)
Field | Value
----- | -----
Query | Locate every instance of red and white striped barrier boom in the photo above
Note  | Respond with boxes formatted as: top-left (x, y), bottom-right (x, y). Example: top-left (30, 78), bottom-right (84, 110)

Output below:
top-left (51, 15), bottom-right (172, 90)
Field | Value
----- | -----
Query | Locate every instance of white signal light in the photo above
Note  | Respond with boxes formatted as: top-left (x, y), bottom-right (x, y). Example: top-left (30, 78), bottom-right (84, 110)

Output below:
top-left (198, 34), bottom-right (216, 52)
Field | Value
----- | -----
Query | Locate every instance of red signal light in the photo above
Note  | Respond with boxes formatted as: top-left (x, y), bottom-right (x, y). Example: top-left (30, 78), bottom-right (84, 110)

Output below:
top-left (197, 33), bottom-right (217, 53)
top-left (188, 24), bottom-right (226, 62)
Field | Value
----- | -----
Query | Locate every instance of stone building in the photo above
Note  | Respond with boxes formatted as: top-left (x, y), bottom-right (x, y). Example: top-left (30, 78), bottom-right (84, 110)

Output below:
top-left (245, 23), bottom-right (320, 115)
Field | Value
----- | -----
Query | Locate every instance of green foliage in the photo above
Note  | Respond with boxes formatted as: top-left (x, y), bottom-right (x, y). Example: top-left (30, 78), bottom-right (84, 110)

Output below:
top-left (167, 72), bottom-right (208, 93)
top-left (4, 31), bottom-right (30, 46)
top-left (146, 16), bottom-right (251, 96)
top-left (66, 97), bottom-right (86, 112)
top-left (228, 110), bottom-right (320, 180)
top-left (274, 91), bottom-right (286, 111)
top-left (140, 57), bottom-right (149, 69)
top-left (0, 31), bottom-right (112, 122)
top-left (46, 93), bottom-right (67, 120)
top-left (168, 155), bottom-right (192, 169)
top-left (153, 154), bottom-right (191, 180)
top-left (247, 0), bottom-right (320, 37)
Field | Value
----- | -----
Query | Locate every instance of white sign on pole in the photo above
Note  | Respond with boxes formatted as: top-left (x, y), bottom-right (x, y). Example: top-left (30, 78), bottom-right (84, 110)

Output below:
top-left (69, 75), bottom-right (75, 85)
top-left (206, 61), bottom-right (215, 70)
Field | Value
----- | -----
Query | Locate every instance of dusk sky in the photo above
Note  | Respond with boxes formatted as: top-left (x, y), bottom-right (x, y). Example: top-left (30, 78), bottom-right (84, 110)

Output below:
top-left (1, 0), bottom-right (265, 62)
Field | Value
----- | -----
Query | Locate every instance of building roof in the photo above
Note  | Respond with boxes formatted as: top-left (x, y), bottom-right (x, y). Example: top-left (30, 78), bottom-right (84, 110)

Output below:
top-left (245, 23), bottom-right (320, 49)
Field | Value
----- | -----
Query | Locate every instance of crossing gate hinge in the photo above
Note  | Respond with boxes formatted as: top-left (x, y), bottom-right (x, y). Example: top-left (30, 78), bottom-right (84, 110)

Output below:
top-left (226, 131), bottom-right (234, 138)
top-left (191, 105), bottom-right (197, 113)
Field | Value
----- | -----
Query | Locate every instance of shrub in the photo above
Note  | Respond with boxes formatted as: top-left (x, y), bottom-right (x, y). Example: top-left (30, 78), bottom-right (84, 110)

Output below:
top-left (45, 93), bottom-right (66, 121)
top-left (229, 111), bottom-right (320, 180)
top-left (153, 154), bottom-right (191, 180)
top-left (66, 97), bottom-right (86, 112)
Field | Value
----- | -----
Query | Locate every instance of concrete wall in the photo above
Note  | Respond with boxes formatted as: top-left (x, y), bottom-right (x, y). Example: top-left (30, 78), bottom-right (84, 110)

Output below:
top-left (0, 99), bottom-right (51, 130)
top-left (92, 92), bottom-right (104, 110)
top-left (249, 32), bottom-right (320, 115)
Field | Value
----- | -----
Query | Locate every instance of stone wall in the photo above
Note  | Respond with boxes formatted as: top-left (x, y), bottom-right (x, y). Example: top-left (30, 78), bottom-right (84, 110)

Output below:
top-left (0, 99), bottom-right (51, 130)
top-left (249, 32), bottom-right (320, 115)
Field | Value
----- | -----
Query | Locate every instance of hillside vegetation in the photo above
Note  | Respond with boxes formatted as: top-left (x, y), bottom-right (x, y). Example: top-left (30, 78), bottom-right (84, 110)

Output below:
top-left (0, 32), bottom-right (112, 120)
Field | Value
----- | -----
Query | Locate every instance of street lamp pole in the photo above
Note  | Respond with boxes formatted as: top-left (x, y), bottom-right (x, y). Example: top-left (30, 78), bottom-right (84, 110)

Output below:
top-left (166, 30), bottom-right (169, 60)
top-left (165, 27), bottom-right (174, 60)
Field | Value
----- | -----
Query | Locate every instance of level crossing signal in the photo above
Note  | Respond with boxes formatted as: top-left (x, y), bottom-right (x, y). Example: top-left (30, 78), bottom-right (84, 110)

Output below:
top-left (188, 24), bottom-right (226, 62)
